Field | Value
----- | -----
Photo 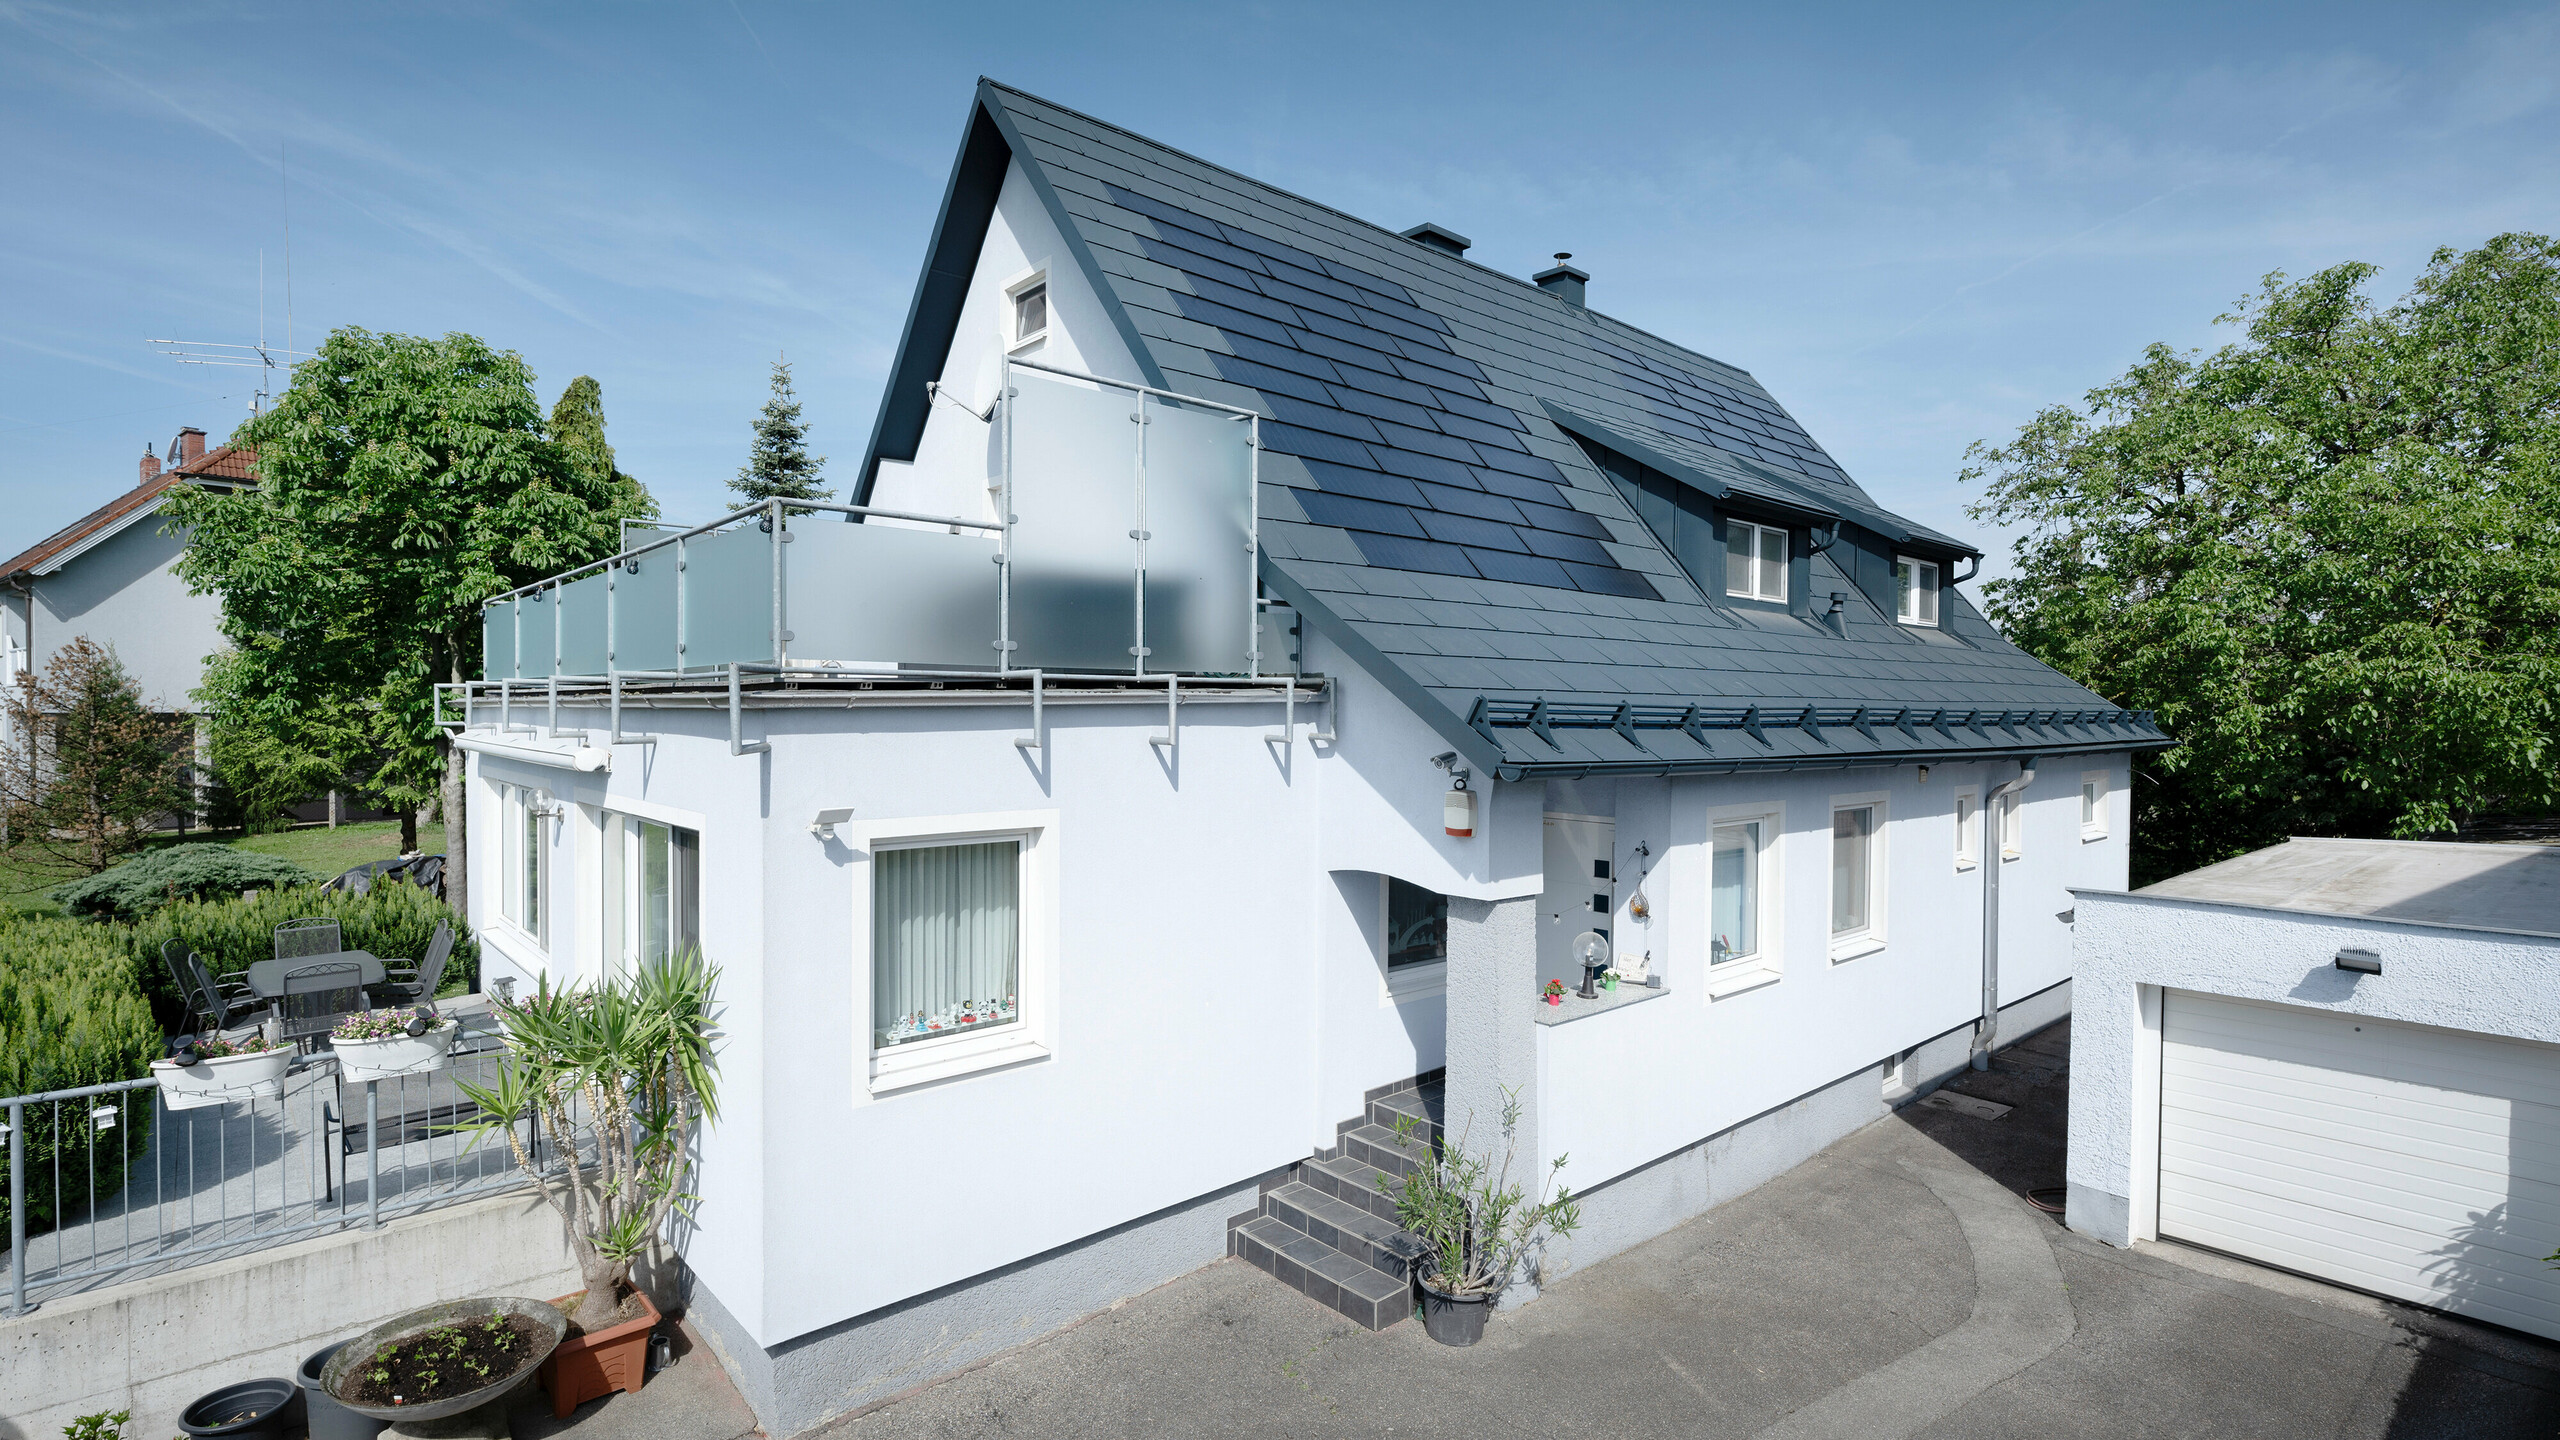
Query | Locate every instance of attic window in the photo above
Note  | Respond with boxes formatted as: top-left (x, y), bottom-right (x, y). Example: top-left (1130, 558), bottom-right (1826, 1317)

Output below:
top-left (1009, 275), bottom-right (1049, 351)
top-left (1727, 523), bottom-right (1787, 603)
top-left (1894, 557), bottom-right (1940, 626)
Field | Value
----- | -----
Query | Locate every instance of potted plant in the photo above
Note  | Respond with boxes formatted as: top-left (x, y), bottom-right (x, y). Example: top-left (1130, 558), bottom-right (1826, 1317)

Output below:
top-left (329, 1007), bottom-right (459, 1083)
top-left (152, 1032), bottom-right (293, 1110)
top-left (453, 949), bottom-right (720, 1418)
top-left (1386, 1088), bottom-right (1580, 1347)
top-left (319, 1295), bottom-right (566, 1425)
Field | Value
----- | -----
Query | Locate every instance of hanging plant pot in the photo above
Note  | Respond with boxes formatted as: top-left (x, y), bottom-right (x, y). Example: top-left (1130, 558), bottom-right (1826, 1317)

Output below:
top-left (1417, 1277), bottom-right (1494, 1347)
top-left (331, 1018), bottom-right (460, 1084)
top-left (153, 1044), bottom-right (294, 1111)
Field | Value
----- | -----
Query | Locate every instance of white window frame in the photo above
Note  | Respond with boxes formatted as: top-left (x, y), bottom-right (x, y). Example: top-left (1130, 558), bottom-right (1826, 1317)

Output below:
top-left (1377, 875), bottom-right (1448, 1003)
top-left (1706, 800), bottom-right (1785, 999)
top-left (850, 808), bottom-right (1058, 1098)
top-left (2080, 770), bottom-right (2109, 841)
top-left (1998, 788), bottom-right (2023, 861)
top-left (598, 805), bottom-right (702, 983)
top-left (490, 780), bottom-right (551, 951)
top-left (1004, 265), bottom-right (1051, 353)
top-left (1893, 555), bottom-right (1941, 626)
top-left (1828, 791), bottom-right (1890, 963)
top-left (1953, 786), bottom-right (1981, 872)
top-left (1726, 521), bottom-right (1788, 603)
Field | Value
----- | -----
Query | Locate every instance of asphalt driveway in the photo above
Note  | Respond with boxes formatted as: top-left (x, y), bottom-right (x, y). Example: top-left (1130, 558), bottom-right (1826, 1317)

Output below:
top-left (824, 1022), bottom-right (2560, 1438)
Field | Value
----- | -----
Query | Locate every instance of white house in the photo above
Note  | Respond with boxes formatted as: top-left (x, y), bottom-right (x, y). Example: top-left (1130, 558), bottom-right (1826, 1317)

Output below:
top-left (452, 81), bottom-right (2165, 1436)
top-left (2066, 837), bottom-right (2560, 1341)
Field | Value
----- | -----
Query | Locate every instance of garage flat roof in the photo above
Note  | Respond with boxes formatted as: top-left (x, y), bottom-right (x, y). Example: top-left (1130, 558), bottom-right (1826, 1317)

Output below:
top-left (2138, 837), bottom-right (2560, 938)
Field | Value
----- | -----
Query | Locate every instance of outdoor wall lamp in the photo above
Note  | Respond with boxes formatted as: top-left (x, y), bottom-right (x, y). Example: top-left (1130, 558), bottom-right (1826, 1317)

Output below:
top-left (809, 807), bottom-right (856, 841)
top-left (2334, 947), bottom-right (2382, 975)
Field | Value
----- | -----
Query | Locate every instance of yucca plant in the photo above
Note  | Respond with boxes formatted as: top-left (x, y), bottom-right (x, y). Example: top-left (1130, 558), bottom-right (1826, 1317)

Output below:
top-left (1387, 1087), bottom-right (1579, 1299)
top-left (452, 950), bottom-right (720, 1332)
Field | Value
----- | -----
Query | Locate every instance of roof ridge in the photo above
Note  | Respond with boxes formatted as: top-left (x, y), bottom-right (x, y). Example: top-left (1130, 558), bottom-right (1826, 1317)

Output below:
top-left (979, 78), bottom-right (1771, 391)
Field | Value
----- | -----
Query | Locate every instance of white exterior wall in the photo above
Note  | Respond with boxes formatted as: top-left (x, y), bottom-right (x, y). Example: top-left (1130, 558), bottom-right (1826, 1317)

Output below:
top-left (869, 158), bottom-right (1145, 526)
top-left (1537, 756), bottom-right (2127, 1189)
top-left (7, 514), bottom-right (224, 712)
top-left (2064, 888), bottom-right (2560, 1248)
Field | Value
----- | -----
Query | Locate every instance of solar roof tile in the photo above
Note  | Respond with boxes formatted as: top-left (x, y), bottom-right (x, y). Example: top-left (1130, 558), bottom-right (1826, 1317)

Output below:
top-left (1346, 531), bottom-right (1477, 577)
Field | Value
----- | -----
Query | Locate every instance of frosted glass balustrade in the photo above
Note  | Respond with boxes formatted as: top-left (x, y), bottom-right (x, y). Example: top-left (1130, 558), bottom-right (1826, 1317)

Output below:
top-left (1141, 395), bottom-right (1255, 674)
top-left (681, 527), bottom-right (779, 669)
top-left (787, 522), bottom-right (1000, 669)
top-left (1006, 368), bottom-right (1145, 672)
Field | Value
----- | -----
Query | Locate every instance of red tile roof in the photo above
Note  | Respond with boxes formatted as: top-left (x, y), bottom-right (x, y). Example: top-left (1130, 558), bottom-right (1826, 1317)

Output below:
top-left (1, 443), bottom-right (256, 579)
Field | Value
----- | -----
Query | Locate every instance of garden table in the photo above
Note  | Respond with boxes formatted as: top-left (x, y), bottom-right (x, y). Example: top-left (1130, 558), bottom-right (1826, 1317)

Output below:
top-left (243, 951), bottom-right (392, 999)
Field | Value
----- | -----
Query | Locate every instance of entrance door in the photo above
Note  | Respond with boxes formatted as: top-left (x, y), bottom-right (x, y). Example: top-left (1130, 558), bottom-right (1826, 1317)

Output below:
top-left (2159, 990), bottom-right (2560, 1340)
top-left (1539, 814), bottom-right (1615, 991)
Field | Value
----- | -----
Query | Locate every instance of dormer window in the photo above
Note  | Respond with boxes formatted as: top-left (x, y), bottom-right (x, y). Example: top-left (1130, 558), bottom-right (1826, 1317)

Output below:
top-left (1894, 556), bottom-right (1940, 626)
top-left (1727, 522), bottom-right (1787, 602)
top-left (1009, 275), bottom-right (1050, 351)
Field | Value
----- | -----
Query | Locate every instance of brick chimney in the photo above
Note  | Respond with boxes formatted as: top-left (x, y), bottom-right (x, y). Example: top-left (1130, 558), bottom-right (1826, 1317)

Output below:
top-left (174, 427), bottom-right (207, 467)
top-left (140, 447), bottom-right (161, 485)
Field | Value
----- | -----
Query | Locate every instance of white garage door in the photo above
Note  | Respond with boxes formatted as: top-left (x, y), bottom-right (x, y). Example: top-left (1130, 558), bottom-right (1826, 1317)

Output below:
top-left (2160, 991), bottom-right (2560, 1340)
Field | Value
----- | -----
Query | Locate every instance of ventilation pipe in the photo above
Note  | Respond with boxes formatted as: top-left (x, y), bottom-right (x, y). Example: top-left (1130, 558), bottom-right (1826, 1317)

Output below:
top-left (1970, 757), bottom-right (2037, 1071)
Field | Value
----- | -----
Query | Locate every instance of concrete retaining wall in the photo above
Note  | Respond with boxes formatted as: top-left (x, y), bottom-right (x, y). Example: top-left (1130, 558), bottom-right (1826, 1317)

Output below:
top-left (0, 1190), bottom-right (579, 1440)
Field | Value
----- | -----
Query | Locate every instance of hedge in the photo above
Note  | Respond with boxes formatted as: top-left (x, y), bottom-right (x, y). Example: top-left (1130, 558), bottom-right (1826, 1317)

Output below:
top-left (52, 843), bottom-right (323, 922)
top-left (132, 882), bottom-right (479, 1033)
top-left (0, 911), bottom-right (162, 1238)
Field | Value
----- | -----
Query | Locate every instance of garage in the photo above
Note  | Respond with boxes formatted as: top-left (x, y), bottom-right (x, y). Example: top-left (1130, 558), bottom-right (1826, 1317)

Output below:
top-left (2158, 990), bottom-right (2560, 1339)
top-left (2064, 836), bottom-right (2560, 1340)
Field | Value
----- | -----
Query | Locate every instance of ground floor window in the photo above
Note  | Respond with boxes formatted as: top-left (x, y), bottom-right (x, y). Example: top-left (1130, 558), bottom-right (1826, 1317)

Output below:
top-left (873, 838), bottom-right (1022, 1049)
top-left (1831, 800), bottom-right (1885, 954)
top-left (496, 783), bottom-right (549, 944)
top-left (1385, 878), bottom-right (1447, 968)
top-left (1711, 819), bottom-right (1762, 964)
top-left (604, 811), bottom-right (698, 973)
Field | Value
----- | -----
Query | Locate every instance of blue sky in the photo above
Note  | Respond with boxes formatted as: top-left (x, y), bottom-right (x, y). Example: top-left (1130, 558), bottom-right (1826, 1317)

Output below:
top-left (5, 1), bottom-right (2557, 585)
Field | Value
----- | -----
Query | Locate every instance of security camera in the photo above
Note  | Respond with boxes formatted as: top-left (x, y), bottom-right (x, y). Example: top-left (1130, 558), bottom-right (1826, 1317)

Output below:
top-left (1429, 751), bottom-right (1459, 772)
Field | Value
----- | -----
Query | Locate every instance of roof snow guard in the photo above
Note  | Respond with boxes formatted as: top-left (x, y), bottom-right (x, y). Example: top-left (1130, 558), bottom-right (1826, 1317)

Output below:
top-left (859, 81), bottom-right (2172, 777)
top-left (1463, 698), bottom-right (2166, 778)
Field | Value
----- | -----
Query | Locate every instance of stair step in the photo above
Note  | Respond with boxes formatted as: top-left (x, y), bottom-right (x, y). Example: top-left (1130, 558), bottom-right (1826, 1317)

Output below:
top-left (1368, 1082), bottom-right (1445, 1142)
top-left (1341, 1122), bottom-right (1429, 1178)
top-left (1262, 1181), bottom-right (1422, 1281)
top-left (1301, 1153), bottom-right (1404, 1223)
top-left (1231, 1215), bottom-right (1412, 1330)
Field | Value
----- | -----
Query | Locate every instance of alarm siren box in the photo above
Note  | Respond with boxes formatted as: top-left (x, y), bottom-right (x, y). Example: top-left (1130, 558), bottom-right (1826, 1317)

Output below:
top-left (1443, 786), bottom-right (1476, 837)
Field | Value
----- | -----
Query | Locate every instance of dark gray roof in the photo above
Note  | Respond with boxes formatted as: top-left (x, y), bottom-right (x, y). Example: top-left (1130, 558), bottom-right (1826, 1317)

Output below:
top-left (860, 81), bottom-right (2168, 776)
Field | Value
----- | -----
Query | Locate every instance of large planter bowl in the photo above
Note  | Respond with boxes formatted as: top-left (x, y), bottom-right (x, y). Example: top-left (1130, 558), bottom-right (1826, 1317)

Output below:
top-left (153, 1047), bottom-right (294, 1110)
top-left (542, 1286), bottom-right (661, 1417)
top-left (320, 1295), bottom-right (566, 1423)
top-left (176, 1376), bottom-right (298, 1436)
top-left (332, 1023), bottom-right (459, 1083)
top-left (1417, 1278), bottom-right (1494, 1347)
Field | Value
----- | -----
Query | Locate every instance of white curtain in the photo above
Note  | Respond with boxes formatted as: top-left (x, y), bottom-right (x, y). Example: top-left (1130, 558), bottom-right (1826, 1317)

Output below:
top-left (874, 840), bottom-right (1020, 1047)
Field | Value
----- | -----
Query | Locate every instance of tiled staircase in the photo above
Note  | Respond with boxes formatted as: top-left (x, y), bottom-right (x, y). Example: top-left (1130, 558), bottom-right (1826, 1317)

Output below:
top-left (1227, 1074), bottom-right (1444, 1330)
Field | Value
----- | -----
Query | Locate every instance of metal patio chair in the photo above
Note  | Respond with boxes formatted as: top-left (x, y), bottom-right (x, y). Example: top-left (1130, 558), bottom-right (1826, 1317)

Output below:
top-left (376, 922), bottom-right (454, 1012)
top-left (274, 916), bottom-right (345, 961)
top-left (278, 958), bottom-right (368, 1054)
top-left (180, 948), bottom-right (261, 1036)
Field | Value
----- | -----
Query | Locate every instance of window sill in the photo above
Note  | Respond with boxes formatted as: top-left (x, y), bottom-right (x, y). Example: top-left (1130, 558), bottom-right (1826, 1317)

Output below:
top-left (485, 920), bottom-right (548, 965)
top-left (1383, 960), bottom-right (1447, 1003)
top-left (1007, 332), bottom-right (1048, 355)
top-left (1706, 964), bottom-right (1781, 1000)
top-left (2081, 829), bottom-right (2108, 844)
top-left (2000, 850), bottom-right (2022, 863)
top-left (1534, 981), bottom-right (1668, 1026)
top-left (1955, 858), bottom-right (1978, 872)
top-left (1829, 935), bottom-right (1888, 964)
top-left (869, 1027), bottom-right (1050, 1095)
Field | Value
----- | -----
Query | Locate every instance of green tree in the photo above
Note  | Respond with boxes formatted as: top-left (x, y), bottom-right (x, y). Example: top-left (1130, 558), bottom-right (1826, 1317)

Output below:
top-left (548, 375), bottom-right (657, 524)
top-left (1967, 234), bottom-right (2560, 884)
top-left (729, 355), bottom-right (829, 504)
top-left (165, 328), bottom-right (649, 921)
top-left (0, 638), bottom-right (192, 875)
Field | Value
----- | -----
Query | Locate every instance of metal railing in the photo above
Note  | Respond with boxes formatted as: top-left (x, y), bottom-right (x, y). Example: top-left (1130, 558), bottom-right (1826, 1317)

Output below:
top-left (2, 1035), bottom-right (565, 1314)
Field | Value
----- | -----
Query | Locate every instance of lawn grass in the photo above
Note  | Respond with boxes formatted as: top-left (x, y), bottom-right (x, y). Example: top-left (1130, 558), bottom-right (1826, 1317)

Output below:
top-left (0, 819), bottom-right (446, 916)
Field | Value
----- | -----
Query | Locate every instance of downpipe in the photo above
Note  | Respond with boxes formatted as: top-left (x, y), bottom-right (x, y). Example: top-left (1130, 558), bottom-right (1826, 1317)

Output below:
top-left (1971, 758), bottom-right (2037, 1071)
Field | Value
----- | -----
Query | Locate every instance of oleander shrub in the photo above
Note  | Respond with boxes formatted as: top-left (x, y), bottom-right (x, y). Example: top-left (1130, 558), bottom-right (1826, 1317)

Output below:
top-left (131, 882), bottom-right (478, 1031)
top-left (51, 844), bottom-right (322, 922)
top-left (0, 911), bottom-right (160, 1238)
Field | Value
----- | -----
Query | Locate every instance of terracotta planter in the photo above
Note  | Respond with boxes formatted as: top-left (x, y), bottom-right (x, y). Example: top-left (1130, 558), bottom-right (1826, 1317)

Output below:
top-left (541, 1287), bottom-right (659, 1418)
top-left (332, 1023), bottom-right (458, 1083)
top-left (153, 1047), bottom-right (294, 1110)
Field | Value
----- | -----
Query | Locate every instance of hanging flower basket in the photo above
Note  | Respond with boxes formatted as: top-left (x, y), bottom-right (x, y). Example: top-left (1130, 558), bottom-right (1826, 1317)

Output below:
top-left (153, 1035), bottom-right (293, 1110)
top-left (331, 1009), bottom-right (460, 1084)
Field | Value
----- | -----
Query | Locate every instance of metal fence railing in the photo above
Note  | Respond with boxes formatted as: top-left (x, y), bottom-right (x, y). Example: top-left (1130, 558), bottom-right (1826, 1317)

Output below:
top-left (3, 1032), bottom-right (557, 1314)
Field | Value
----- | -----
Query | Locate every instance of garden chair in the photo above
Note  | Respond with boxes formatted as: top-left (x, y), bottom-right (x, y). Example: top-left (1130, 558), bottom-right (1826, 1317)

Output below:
top-left (278, 959), bottom-right (367, 1055)
top-left (376, 922), bottom-right (454, 1011)
top-left (180, 948), bottom-right (260, 1036)
top-left (274, 917), bottom-right (344, 961)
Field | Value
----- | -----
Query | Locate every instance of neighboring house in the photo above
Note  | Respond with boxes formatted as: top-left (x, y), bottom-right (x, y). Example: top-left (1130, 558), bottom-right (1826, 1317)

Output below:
top-left (2067, 837), bottom-right (2560, 1341)
top-left (1, 427), bottom-right (248, 746)
top-left (454, 81), bottom-right (2168, 1436)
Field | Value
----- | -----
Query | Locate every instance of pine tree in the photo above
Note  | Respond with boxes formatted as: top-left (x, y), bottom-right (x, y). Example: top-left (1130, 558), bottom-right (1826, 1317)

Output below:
top-left (730, 356), bottom-right (830, 504)
top-left (549, 376), bottom-right (657, 521)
